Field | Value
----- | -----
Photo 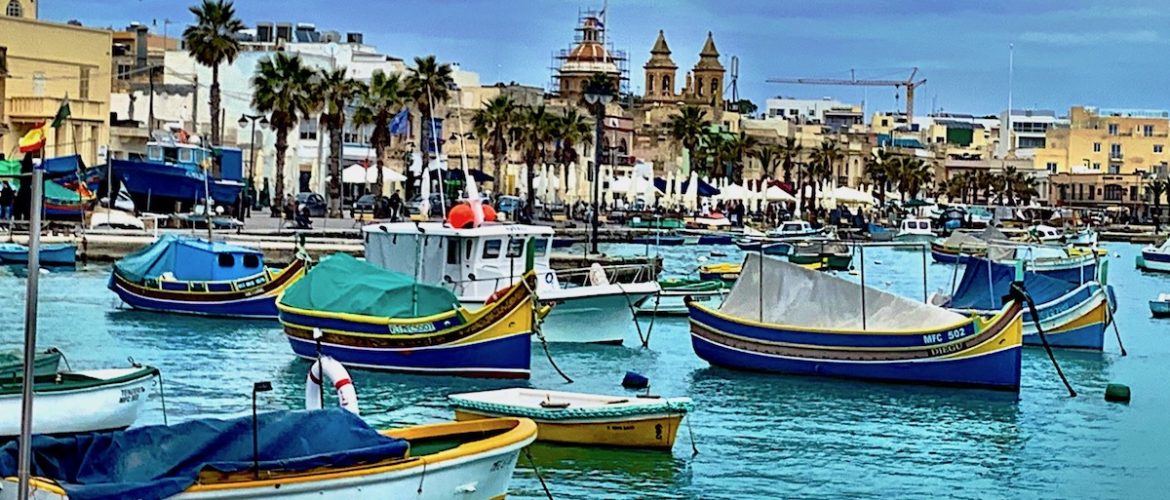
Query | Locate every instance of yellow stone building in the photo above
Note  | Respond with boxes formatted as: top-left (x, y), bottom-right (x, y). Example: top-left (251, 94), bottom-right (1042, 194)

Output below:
top-left (1, 4), bottom-right (111, 164)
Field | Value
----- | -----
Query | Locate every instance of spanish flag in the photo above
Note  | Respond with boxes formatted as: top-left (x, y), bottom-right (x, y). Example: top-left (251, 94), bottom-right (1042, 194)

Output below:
top-left (18, 121), bottom-right (47, 153)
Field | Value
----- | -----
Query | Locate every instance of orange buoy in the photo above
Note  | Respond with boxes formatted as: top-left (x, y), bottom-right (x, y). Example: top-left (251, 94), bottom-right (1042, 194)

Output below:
top-left (448, 202), bottom-right (498, 228)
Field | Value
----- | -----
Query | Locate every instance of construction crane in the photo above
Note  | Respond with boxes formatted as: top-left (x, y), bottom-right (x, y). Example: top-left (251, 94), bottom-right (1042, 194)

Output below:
top-left (766, 68), bottom-right (926, 121)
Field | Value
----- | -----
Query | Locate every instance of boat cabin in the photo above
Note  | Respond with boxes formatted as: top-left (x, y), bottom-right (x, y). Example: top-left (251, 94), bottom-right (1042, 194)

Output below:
top-left (899, 218), bottom-right (934, 234)
top-left (773, 221), bottom-right (816, 236)
top-left (116, 234), bottom-right (265, 284)
top-left (363, 222), bottom-right (556, 300)
top-left (1029, 225), bottom-right (1063, 242)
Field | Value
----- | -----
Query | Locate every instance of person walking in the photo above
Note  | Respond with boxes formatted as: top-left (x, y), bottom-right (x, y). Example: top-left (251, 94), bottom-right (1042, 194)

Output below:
top-left (0, 181), bottom-right (14, 221)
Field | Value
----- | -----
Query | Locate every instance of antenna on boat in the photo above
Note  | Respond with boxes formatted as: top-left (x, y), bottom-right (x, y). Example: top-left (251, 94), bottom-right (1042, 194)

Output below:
top-left (16, 150), bottom-right (46, 497)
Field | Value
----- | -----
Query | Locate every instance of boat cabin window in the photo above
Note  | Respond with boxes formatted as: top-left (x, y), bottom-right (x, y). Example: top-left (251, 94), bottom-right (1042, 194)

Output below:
top-left (533, 238), bottom-right (549, 258)
top-left (147, 144), bottom-right (163, 161)
top-left (483, 239), bottom-right (502, 259)
top-left (464, 240), bottom-right (473, 260)
top-left (506, 239), bottom-right (525, 258)
top-left (242, 254), bottom-right (260, 268)
top-left (446, 240), bottom-right (459, 265)
top-left (178, 148), bottom-right (193, 164)
top-left (217, 254), bottom-right (235, 267)
top-left (782, 223), bottom-right (802, 232)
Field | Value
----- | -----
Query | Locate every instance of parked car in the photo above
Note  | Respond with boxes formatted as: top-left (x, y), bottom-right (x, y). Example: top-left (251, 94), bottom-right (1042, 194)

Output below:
top-left (296, 192), bottom-right (327, 218)
top-left (407, 193), bottom-right (448, 217)
top-left (495, 195), bottom-right (526, 220)
top-left (353, 194), bottom-right (392, 217)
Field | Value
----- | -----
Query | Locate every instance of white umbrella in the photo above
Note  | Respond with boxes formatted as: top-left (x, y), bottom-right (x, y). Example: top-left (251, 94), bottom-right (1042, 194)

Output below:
top-left (831, 186), bottom-right (876, 205)
top-left (765, 185), bottom-right (797, 202)
top-left (684, 171), bottom-right (699, 210)
top-left (716, 183), bottom-right (753, 201)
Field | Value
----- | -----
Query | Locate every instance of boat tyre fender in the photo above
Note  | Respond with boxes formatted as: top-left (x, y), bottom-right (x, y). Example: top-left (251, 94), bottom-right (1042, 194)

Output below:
top-left (485, 286), bottom-right (512, 305)
top-left (305, 355), bottom-right (360, 415)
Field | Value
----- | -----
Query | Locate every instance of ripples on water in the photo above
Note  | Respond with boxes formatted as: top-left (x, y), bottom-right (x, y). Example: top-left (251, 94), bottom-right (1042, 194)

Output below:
top-left (0, 242), bottom-right (1167, 499)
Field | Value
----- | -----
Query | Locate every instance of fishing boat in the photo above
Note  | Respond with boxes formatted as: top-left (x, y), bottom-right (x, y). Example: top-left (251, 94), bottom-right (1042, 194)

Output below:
top-left (939, 258), bottom-right (1111, 350)
top-left (687, 254), bottom-right (1024, 389)
top-left (0, 408), bottom-right (536, 500)
top-left (761, 241), bottom-right (793, 256)
top-left (277, 253), bottom-right (538, 378)
top-left (112, 132), bottom-right (245, 212)
top-left (631, 233), bottom-right (686, 246)
top-left (0, 348), bottom-right (62, 381)
top-left (363, 222), bottom-right (659, 345)
top-left (1151, 294), bottom-right (1170, 318)
top-left (787, 240), bottom-right (852, 270)
top-left (0, 243), bottom-right (76, 266)
top-left (698, 262), bottom-right (741, 282)
top-left (108, 234), bottom-right (307, 318)
top-left (930, 232), bottom-right (989, 264)
top-left (1064, 226), bottom-right (1098, 246)
top-left (766, 220), bottom-right (824, 239)
top-left (1137, 238), bottom-right (1170, 273)
top-left (634, 278), bottom-right (729, 315)
top-left (1025, 224), bottom-right (1064, 243)
top-left (0, 361), bottom-right (158, 436)
top-left (990, 244), bottom-right (1100, 284)
top-left (893, 217), bottom-right (935, 245)
top-left (449, 388), bottom-right (692, 450)
top-left (866, 223), bottom-right (894, 242)
top-left (698, 234), bottom-right (734, 245)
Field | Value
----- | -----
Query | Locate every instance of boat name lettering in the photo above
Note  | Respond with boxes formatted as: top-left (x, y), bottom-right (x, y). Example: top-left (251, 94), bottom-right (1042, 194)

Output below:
top-left (387, 323), bottom-right (437, 334)
top-left (119, 386), bottom-right (145, 404)
top-left (606, 424), bottom-right (635, 431)
top-left (928, 342), bottom-right (966, 357)
top-left (923, 328), bottom-right (965, 345)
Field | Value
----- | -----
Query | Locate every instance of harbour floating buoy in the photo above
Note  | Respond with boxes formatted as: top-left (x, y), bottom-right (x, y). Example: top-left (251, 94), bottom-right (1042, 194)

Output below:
top-left (1104, 383), bottom-right (1131, 403)
top-left (622, 371), bottom-right (650, 390)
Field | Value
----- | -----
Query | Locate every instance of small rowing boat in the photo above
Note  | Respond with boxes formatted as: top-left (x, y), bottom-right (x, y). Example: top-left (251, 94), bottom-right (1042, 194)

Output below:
top-left (787, 240), bottom-right (852, 270)
top-left (449, 388), bottom-right (692, 450)
top-left (634, 278), bottom-right (729, 315)
top-left (0, 348), bottom-right (62, 381)
top-left (1138, 238), bottom-right (1170, 273)
top-left (0, 362), bottom-right (158, 436)
top-left (0, 243), bottom-right (76, 266)
top-left (698, 262), bottom-right (741, 282)
top-left (1151, 293), bottom-right (1170, 318)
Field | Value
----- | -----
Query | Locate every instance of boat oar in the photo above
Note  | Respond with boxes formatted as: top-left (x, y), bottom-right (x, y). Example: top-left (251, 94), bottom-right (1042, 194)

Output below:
top-left (1011, 282), bottom-right (1077, 397)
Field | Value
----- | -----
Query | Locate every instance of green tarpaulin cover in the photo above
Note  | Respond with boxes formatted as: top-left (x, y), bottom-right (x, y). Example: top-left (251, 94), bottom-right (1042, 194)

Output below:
top-left (280, 253), bottom-right (459, 319)
top-left (0, 159), bottom-right (80, 202)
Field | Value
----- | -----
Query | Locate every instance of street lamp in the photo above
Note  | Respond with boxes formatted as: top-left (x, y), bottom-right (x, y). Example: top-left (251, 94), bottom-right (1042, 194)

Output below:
top-left (583, 90), bottom-right (614, 254)
top-left (238, 114), bottom-right (269, 218)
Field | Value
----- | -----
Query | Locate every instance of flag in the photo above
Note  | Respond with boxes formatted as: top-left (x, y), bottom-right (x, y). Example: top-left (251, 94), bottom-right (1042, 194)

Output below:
top-left (389, 109), bottom-right (410, 136)
top-left (18, 122), bottom-right (47, 153)
top-left (51, 95), bottom-right (71, 129)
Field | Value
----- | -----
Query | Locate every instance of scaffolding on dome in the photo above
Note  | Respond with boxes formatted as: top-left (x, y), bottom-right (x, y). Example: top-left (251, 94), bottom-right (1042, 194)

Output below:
top-left (547, 9), bottom-right (630, 97)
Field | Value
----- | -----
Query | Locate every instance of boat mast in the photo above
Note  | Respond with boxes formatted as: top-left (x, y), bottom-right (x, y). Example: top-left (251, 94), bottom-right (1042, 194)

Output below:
top-left (202, 156), bottom-right (213, 241)
top-left (17, 151), bottom-right (46, 496)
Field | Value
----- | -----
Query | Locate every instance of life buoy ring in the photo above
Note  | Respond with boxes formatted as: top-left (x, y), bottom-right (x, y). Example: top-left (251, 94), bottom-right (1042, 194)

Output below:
top-left (305, 356), bottom-right (359, 415)
top-left (485, 286), bottom-right (511, 305)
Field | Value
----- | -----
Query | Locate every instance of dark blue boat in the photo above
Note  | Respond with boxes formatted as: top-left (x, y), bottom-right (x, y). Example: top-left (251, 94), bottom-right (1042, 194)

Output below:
top-left (632, 234), bottom-right (686, 246)
top-left (112, 137), bottom-right (244, 212)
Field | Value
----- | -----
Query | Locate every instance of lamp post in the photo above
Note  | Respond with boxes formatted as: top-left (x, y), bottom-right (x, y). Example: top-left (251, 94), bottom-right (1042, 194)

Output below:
top-left (583, 90), bottom-right (613, 255)
top-left (237, 114), bottom-right (269, 219)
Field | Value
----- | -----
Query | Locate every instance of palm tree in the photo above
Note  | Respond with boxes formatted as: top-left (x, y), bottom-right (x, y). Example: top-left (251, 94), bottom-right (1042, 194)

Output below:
top-left (251, 52), bottom-right (315, 214)
top-left (1146, 178), bottom-right (1167, 230)
top-left (183, 0), bottom-right (244, 145)
top-left (725, 132), bottom-right (759, 184)
top-left (864, 148), bottom-right (897, 206)
top-left (405, 55), bottom-right (455, 200)
top-left (752, 144), bottom-right (781, 181)
top-left (973, 171), bottom-right (993, 204)
top-left (667, 106), bottom-right (709, 173)
top-left (315, 67), bottom-right (362, 216)
top-left (777, 137), bottom-right (802, 185)
top-left (472, 95), bottom-right (517, 194)
top-left (352, 70), bottom-right (409, 203)
top-left (803, 153), bottom-right (833, 211)
top-left (698, 130), bottom-right (732, 179)
top-left (513, 105), bottom-right (556, 220)
top-left (553, 109), bottom-right (593, 193)
top-left (812, 140), bottom-right (845, 186)
top-left (899, 158), bottom-right (933, 201)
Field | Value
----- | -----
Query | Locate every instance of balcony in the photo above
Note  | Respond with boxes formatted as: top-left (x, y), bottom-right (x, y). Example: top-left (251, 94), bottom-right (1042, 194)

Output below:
top-left (6, 96), bottom-right (105, 123)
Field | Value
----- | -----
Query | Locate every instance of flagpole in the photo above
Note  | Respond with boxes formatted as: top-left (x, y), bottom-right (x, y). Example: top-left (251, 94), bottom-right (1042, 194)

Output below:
top-left (17, 148), bottom-right (45, 498)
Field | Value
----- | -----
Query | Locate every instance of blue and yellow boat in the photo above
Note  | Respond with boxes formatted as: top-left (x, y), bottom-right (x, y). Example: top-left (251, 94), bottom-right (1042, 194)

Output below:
top-left (687, 254), bottom-right (1023, 390)
top-left (942, 258), bottom-right (1112, 350)
top-left (109, 234), bottom-right (306, 318)
top-left (277, 254), bottom-right (538, 379)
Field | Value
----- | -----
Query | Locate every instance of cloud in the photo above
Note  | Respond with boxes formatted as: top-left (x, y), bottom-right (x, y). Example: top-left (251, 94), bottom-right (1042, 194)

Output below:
top-left (1019, 30), bottom-right (1162, 46)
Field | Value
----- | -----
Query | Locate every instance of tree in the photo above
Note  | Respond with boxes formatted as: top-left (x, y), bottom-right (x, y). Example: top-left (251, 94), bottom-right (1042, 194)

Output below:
top-left (513, 105), bottom-right (556, 220)
top-left (726, 132), bottom-right (759, 184)
top-left (777, 137), bottom-right (803, 185)
top-left (1147, 178), bottom-right (1168, 232)
top-left (812, 140), bottom-right (845, 185)
top-left (251, 51), bottom-right (314, 214)
top-left (471, 95), bottom-right (517, 195)
top-left (803, 147), bottom-right (834, 211)
top-left (752, 144), bottom-right (781, 181)
top-left (315, 67), bottom-right (362, 216)
top-left (405, 55), bottom-right (455, 200)
top-left (897, 157), bottom-right (933, 201)
top-left (699, 130), bottom-right (732, 179)
top-left (552, 109), bottom-right (593, 193)
top-left (667, 106), bottom-right (709, 174)
top-left (864, 148), bottom-right (897, 206)
top-left (352, 70), bottom-right (408, 204)
top-left (729, 99), bottom-right (758, 115)
top-left (183, 0), bottom-right (244, 145)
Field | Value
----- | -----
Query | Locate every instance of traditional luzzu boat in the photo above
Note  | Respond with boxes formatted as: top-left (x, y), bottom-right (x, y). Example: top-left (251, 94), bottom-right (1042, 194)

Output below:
top-left (0, 242), bottom-right (76, 266)
top-left (930, 227), bottom-right (1007, 264)
top-left (0, 359), bottom-right (158, 436)
top-left (108, 234), bottom-right (307, 318)
top-left (277, 253), bottom-right (539, 379)
top-left (0, 408), bottom-right (537, 500)
top-left (449, 388), bottom-right (692, 450)
top-left (939, 258), bottom-right (1112, 350)
top-left (989, 244), bottom-right (1100, 285)
top-left (687, 254), bottom-right (1024, 389)
top-left (634, 278), bottom-right (729, 315)
top-left (1151, 293), bottom-right (1170, 318)
top-left (787, 240), bottom-right (852, 270)
top-left (0, 348), bottom-right (62, 380)
top-left (1137, 238), bottom-right (1170, 273)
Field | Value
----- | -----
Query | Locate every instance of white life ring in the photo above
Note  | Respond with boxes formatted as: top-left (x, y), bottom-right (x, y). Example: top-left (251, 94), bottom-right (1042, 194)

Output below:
top-left (305, 356), bottom-right (360, 416)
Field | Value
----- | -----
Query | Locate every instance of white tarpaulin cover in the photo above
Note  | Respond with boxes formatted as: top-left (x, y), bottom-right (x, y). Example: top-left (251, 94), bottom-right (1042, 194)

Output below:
top-left (722, 254), bottom-right (965, 330)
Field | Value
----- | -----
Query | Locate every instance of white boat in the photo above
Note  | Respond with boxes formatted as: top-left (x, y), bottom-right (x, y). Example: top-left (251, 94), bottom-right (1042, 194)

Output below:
top-left (894, 217), bottom-right (935, 244)
top-left (1138, 238), bottom-right (1170, 273)
top-left (1064, 226), bottom-right (1098, 247)
top-left (363, 222), bottom-right (660, 344)
top-left (766, 220), bottom-right (824, 239)
top-left (87, 207), bottom-right (146, 231)
top-left (0, 364), bottom-right (158, 436)
top-left (1025, 224), bottom-right (1064, 243)
top-left (634, 279), bottom-right (729, 315)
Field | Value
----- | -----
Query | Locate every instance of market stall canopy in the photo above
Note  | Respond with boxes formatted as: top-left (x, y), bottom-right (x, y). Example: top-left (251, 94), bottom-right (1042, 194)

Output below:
top-left (342, 164), bottom-right (405, 184)
top-left (680, 178), bottom-right (721, 197)
top-left (715, 183), bottom-right (758, 201)
top-left (764, 185), bottom-right (797, 202)
top-left (829, 186), bottom-right (876, 205)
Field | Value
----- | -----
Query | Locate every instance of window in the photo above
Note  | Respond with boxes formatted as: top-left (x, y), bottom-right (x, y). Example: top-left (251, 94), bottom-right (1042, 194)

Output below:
top-left (116, 63), bottom-right (132, 81)
top-left (298, 120), bottom-right (317, 141)
top-left (662, 76), bottom-right (670, 95)
top-left (505, 239), bottom-right (525, 258)
top-left (217, 254), bottom-right (235, 267)
top-left (1108, 123), bottom-right (1118, 135)
top-left (5, 0), bottom-right (20, 17)
top-left (32, 72), bottom-right (44, 96)
top-left (242, 254), bottom-right (260, 268)
top-left (533, 238), bottom-right (549, 258)
top-left (1156, 145), bottom-right (1164, 154)
top-left (1144, 125), bottom-right (1155, 137)
top-left (178, 148), bottom-right (193, 163)
top-left (1093, 142), bottom-right (1101, 152)
top-left (79, 67), bottom-right (90, 99)
top-left (482, 240), bottom-right (501, 259)
top-left (1046, 162), bottom-right (1057, 172)
top-left (1092, 162), bottom-right (1101, 170)
top-left (1104, 185), bottom-right (1124, 201)
top-left (446, 241), bottom-right (458, 265)
top-left (1108, 164), bottom-right (1120, 174)
top-left (881, 119), bottom-right (889, 127)
top-left (710, 79), bottom-right (718, 97)
top-left (696, 78), bottom-right (704, 97)
top-left (646, 77), bottom-right (653, 94)
top-left (1110, 144), bottom-right (1121, 158)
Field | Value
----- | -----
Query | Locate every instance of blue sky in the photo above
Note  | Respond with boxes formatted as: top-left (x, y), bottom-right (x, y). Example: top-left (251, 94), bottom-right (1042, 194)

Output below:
top-left (44, 0), bottom-right (1170, 116)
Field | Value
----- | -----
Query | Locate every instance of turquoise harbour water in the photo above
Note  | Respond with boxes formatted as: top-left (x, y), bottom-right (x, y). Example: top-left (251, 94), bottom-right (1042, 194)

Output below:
top-left (1, 242), bottom-right (1168, 499)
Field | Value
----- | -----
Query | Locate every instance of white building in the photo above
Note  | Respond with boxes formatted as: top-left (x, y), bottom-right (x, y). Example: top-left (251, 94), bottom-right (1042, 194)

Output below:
top-left (765, 96), bottom-right (863, 131)
top-left (997, 109), bottom-right (1065, 159)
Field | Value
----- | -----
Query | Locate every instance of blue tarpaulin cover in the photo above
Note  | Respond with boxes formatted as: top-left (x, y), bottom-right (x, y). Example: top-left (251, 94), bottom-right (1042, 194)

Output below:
top-left (114, 234), bottom-right (265, 283)
top-left (947, 258), bottom-right (1075, 310)
top-left (0, 408), bottom-right (408, 500)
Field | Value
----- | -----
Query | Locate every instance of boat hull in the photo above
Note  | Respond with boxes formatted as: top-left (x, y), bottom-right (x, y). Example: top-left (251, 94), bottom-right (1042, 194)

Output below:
top-left (114, 159), bottom-right (243, 210)
top-left (454, 408), bottom-right (684, 449)
top-left (1151, 300), bottom-right (1170, 318)
top-left (467, 284), bottom-right (655, 345)
top-left (109, 260), bottom-right (306, 319)
top-left (0, 244), bottom-right (76, 266)
top-left (0, 367), bottom-right (156, 436)
top-left (687, 302), bottom-right (1023, 389)
top-left (1138, 251), bottom-right (1170, 273)
top-left (954, 283), bottom-right (1109, 350)
top-left (635, 288), bottom-right (728, 316)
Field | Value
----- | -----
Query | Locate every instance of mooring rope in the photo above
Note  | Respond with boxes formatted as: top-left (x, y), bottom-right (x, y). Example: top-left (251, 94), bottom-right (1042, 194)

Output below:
top-left (616, 283), bottom-right (648, 348)
top-left (1013, 282), bottom-right (1077, 397)
top-left (522, 279), bottom-right (573, 383)
top-left (524, 447), bottom-right (556, 500)
top-left (1092, 250), bottom-right (1127, 356)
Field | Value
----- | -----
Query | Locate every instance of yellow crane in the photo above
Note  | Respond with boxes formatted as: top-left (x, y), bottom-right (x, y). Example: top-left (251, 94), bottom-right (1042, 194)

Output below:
top-left (766, 68), bottom-right (927, 121)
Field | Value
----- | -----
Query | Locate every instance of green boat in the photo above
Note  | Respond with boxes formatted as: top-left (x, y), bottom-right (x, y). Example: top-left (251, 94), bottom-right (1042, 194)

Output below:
top-left (635, 278), bottom-right (730, 316)
top-left (787, 241), bottom-right (853, 271)
top-left (628, 218), bottom-right (685, 229)
top-left (0, 348), bottom-right (63, 381)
